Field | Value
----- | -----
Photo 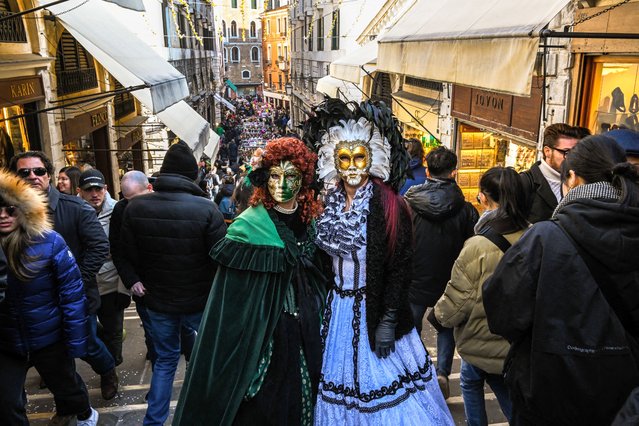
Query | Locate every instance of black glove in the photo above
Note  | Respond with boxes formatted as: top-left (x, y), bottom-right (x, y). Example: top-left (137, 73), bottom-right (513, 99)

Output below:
top-left (374, 308), bottom-right (398, 359)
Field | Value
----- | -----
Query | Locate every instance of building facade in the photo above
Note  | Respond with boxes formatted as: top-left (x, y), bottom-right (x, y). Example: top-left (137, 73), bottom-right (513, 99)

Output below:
top-left (0, 0), bottom-right (221, 194)
top-left (218, 0), bottom-right (264, 98)
top-left (262, 2), bottom-right (290, 109)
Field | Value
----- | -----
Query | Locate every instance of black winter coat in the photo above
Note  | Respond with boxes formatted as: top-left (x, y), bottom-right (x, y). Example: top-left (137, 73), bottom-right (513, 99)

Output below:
top-left (48, 186), bottom-right (109, 314)
top-left (404, 178), bottom-right (478, 307)
top-left (121, 174), bottom-right (227, 314)
top-left (483, 197), bottom-right (639, 426)
top-left (364, 182), bottom-right (415, 348)
top-left (520, 161), bottom-right (558, 224)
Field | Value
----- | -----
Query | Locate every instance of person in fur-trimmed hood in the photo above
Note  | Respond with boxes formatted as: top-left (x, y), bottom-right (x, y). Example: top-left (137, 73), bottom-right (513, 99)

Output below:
top-left (0, 169), bottom-right (99, 425)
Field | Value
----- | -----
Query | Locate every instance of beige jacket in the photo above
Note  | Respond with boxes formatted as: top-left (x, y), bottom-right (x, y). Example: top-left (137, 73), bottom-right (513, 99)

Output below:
top-left (434, 229), bottom-right (525, 374)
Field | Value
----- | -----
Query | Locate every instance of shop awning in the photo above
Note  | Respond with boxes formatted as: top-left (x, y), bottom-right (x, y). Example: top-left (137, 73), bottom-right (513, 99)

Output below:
top-left (157, 101), bottom-right (219, 160)
top-left (226, 80), bottom-right (239, 93)
top-left (214, 93), bottom-right (236, 112)
top-left (377, 0), bottom-right (570, 96)
top-left (330, 43), bottom-right (377, 84)
top-left (43, 0), bottom-right (188, 113)
top-left (316, 75), bottom-right (351, 98)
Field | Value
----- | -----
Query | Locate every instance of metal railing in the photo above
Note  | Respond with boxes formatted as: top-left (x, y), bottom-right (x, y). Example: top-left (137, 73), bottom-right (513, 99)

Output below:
top-left (0, 11), bottom-right (27, 43)
top-left (57, 68), bottom-right (98, 95)
top-left (114, 97), bottom-right (135, 119)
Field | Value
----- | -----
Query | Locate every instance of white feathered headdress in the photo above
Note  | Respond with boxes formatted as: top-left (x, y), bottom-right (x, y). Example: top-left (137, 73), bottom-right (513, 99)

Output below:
top-left (317, 117), bottom-right (391, 184)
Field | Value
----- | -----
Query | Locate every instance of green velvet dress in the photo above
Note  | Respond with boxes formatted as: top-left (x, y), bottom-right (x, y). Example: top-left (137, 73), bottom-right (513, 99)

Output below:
top-left (173, 204), bottom-right (327, 426)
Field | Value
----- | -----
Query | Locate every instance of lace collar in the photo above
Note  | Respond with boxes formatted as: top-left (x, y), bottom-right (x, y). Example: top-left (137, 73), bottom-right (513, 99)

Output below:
top-left (315, 181), bottom-right (374, 256)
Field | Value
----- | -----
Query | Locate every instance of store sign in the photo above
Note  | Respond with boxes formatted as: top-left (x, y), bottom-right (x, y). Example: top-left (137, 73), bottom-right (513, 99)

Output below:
top-left (0, 76), bottom-right (45, 107)
top-left (61, 106), bottom-right (109, 142)
top-left (117, 127), bottom-right (144, 151)
top-left (452, 80), bottom-right (543, 142)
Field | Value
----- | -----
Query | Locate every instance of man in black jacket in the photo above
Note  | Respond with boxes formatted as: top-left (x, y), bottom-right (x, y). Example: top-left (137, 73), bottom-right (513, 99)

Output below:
top-left (9, 152), bottom-right (117, 404)
top-left (404, 146), bottom-right (478, 399)
top-left (121, 141), bottom-right (227, 425)
top-left (520, 123), bottom-right (580, 223)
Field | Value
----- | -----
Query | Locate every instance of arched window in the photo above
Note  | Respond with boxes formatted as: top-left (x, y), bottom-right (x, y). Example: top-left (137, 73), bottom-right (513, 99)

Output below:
top-left (267, 45), bottom-right (272, 61)
top-left (249, 21), bottom-right (256, 38)
top-left (277, 44), bottom-right (282, 59)
top-left (222, 20), bottom-right (227, 38)
top-left (231, 46), bottom-right (240, 62)
top-left (266, 20), bottom-right (270, 35)
top-left (55, 30), bottom-right (98, 95)
top-left (277, 18), bottom-right (281, 34)
top-left (251, 46), bottom-right (259, 62)
top-left (223, 48), bottom-right (227, 62)
top-left (230, 21), bottom-right (237, 38)
top-left (242, 70), bottom-right (251, 79)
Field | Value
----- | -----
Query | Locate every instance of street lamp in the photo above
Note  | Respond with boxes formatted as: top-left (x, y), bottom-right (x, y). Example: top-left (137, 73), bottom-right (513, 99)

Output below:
top-left (285, 82), bottom-right (292, 96)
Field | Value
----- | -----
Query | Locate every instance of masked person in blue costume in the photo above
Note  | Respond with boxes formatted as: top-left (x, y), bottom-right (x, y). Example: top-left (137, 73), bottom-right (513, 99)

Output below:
top-left (303, 98), bottom-right (454, 425)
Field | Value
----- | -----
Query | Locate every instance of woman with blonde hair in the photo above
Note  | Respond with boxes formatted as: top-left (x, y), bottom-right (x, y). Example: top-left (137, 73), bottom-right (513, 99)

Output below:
top-left (0, 169), bottom-right (97, 426)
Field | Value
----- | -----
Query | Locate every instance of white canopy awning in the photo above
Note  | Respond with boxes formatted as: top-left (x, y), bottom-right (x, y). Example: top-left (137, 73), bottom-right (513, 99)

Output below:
top-left (43, 0), bottom-right (218, 158)
top-left (44, 0), bottom-right (188, 113)
top-left (214, 93), bottom-right (236, 112)
top-left (377, 0), bottom-right (570, 96)
top-left (157, 101), bottom-right (219, 160)
top-left (316, 75), bottom-right (352, 98)
top-left (330, 43), bottom-right (378, 84)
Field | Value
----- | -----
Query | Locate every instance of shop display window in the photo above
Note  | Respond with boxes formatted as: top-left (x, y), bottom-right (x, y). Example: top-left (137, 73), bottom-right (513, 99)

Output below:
top-left (586, 59), bottom-right (639, 134)
top-left (457, 123), bottom-right (536, 208)
top-left (0, 105), bottom-right (31, 168)
top-left (63, 134), bottom-right (96, 169)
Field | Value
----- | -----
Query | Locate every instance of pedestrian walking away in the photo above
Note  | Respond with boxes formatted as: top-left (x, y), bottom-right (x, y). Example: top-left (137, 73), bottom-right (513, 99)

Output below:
top-left (432, 166), bottom-right (529, 426)
top-left (483, 135), bottom-right (639, 425)
top-left (121, 141), bottom-right (227, 425)
top-left (404, 146), bottom-right (479, 399)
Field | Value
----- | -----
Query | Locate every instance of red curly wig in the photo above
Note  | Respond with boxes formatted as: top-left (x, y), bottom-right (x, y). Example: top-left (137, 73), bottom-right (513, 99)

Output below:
top-left (249, 137), bottom-right (323, 224)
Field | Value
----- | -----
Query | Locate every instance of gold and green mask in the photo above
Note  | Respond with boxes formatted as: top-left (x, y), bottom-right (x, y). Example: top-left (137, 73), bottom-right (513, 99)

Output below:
top-left (268, 160), bottom-right (302, 203)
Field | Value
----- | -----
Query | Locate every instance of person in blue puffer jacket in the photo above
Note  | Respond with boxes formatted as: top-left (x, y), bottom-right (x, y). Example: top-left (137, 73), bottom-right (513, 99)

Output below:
top-left (0, 168), bottom-right (98, 426)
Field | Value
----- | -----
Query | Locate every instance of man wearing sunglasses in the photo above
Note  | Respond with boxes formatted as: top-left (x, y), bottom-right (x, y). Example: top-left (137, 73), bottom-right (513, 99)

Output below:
top-left (8, 152), bottom-right (114, 407)
top-left (520, 123), bottom-right (583, 223)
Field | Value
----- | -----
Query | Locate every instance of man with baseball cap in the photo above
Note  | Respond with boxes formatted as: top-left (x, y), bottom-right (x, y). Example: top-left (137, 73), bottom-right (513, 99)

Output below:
top-left (79, 170), bottom-right (130, 384)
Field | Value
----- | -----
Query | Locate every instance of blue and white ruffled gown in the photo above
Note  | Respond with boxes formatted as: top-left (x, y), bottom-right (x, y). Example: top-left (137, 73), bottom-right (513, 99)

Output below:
top-left (314, 182), bottom-right (453, 425)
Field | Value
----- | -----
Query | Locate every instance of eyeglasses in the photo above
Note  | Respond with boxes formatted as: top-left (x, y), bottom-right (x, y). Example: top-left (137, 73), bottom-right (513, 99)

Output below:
top-left (0, 206), bottom-right (18, 217)
top-left (17, 167), bottom-right (48, 178)
top-left (551, 147), bottom-right (571, 158)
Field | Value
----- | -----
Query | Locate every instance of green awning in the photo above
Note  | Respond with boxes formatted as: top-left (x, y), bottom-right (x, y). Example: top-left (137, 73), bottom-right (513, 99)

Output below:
top-left (226, 80), bottom-right (238, 93)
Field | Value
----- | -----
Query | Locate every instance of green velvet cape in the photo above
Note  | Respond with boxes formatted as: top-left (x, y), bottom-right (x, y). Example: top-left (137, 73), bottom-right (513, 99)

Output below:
top-left (173, 204), bottom-right (324, 426)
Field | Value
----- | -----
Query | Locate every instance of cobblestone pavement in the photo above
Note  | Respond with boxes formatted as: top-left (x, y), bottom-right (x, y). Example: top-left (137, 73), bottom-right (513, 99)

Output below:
top-left (25, 305), bottom-right (508, 425)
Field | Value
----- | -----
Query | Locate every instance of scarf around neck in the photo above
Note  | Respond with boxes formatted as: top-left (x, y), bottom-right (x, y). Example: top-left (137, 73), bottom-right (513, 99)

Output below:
top-left (552, 181), bottom-right (621, 219)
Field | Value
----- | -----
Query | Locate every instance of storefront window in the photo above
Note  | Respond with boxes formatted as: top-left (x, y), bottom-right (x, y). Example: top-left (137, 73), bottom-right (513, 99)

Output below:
top-left (457, 123), bottom-right (536, 208)
top-left (0, 105), bottom-right (31, 167)
top-left (63, 135), bottom-right (96, 168)
top-left (586, 59), bottom-right (639, 134)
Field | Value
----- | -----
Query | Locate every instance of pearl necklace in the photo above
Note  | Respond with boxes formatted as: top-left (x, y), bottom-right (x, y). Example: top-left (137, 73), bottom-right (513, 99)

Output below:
top-left (273, 202), bottom-right (298, 214)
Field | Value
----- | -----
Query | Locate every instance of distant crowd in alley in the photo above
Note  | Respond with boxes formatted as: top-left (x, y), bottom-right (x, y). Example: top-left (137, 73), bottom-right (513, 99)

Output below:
top-left (0, 93), bottom-right (638, 426)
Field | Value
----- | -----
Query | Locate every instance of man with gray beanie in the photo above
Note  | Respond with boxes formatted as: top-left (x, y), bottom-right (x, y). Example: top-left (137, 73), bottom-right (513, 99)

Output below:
top-left (120, 141), bottom-right (227, 425)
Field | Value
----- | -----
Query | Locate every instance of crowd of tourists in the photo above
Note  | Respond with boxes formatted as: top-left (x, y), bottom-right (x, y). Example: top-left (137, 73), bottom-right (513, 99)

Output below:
top-left (0, 95), bottom-right (638, 426)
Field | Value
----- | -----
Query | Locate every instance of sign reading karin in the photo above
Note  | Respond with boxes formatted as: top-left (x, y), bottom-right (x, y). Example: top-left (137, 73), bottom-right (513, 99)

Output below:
top-left (0, 76), bottom-right (45, 108)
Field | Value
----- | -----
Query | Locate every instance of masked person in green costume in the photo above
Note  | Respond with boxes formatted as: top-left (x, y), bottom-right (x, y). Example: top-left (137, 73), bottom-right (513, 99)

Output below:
top-left (173, 137), bottom-right (328, 426)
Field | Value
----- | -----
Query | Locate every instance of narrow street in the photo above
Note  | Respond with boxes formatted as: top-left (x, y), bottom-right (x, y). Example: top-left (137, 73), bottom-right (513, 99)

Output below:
top-left (24, 305), bottom-right (507, 425)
